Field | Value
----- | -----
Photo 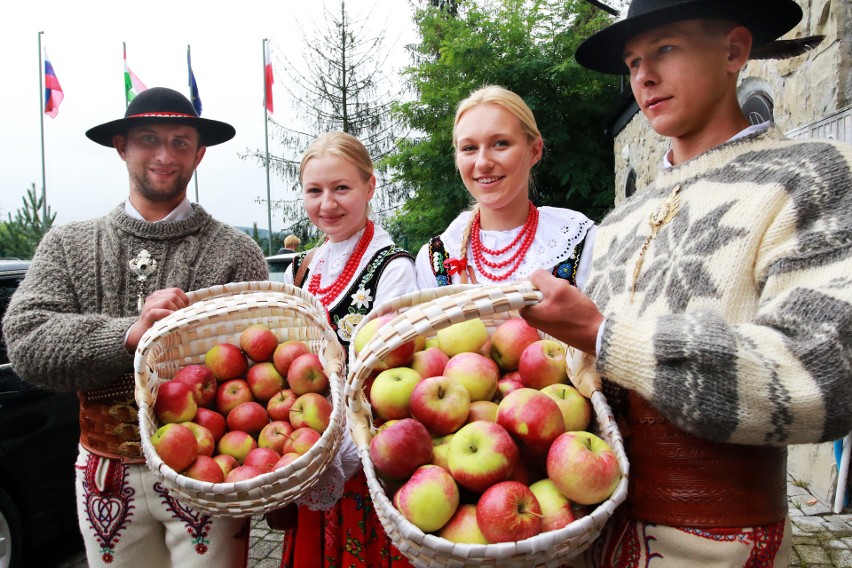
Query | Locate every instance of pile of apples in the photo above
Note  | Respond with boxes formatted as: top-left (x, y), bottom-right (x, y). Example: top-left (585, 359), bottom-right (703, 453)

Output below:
top-left (353, 314), bottom-right (621, 545)
top-left (149, 323), bottom-right (332, 484)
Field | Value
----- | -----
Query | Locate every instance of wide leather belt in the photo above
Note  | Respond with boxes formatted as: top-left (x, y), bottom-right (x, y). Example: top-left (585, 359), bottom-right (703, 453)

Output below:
top-left (78, 374), bottom-right (145, 464)
top-left (624, 392), bottom-right (787, 527)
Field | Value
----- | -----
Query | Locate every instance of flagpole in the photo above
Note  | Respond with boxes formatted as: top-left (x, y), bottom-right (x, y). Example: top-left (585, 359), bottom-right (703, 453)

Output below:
top-left (37, 31), bottom-right (47, 229)
top-left (263, 38), bottom-right (273, 256)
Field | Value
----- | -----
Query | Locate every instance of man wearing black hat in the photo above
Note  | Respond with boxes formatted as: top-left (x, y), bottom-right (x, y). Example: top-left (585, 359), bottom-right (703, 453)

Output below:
top-left (521, 0), bottom-right (852, 565)
top-left (4, 87), bottom-right (267, 567)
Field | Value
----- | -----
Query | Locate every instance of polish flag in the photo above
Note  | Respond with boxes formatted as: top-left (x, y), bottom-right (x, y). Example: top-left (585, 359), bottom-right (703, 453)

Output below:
top-left (264, 42), bottom-right (274, 113)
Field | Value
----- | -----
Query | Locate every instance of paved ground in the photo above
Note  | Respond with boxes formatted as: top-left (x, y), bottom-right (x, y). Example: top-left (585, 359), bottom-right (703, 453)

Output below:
top-left (53, 474), bottom-right (852, 567)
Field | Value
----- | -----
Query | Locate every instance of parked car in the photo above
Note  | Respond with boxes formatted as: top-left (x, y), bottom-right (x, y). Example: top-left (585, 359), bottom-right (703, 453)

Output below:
top-left (0, 260), bottom-right (83, 568)
top-left (266, 252), bottom-right (298, 282)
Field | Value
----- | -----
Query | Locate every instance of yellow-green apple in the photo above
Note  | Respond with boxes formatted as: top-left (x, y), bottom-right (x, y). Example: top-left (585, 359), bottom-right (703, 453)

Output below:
top-left (215, 379), bottom-right (254, 415)
top-left (289, 392), bottom-right (333, 433)
top-left (413, 334), bottom-right (427, 352)
top-left (393, 465), bottom-right (460, 532)
top-left (497, 388), bottom-right (565, 458)
top-left (409, 376), bottom-right (470, 436)
top-left (213, 454), bottom-right (239, 478)
top-left (216, 430), bottom-right (258, 464)
top-left (287, 353), bottom-right (329, 395)
top-left (225, 464), bottom-right (265, 483)
top-left (540, 384), bottom-right (592, 432)
top-left (239, 323), bottom-right (279, 363)
top-left (438, 503), bottom-right (488, 544)
top-left (546, 431), bottom-right (620, 506)
top-left (489, 317), bottom-right (542, 372)
top-left (258, 420), bottom-right (294, 454)
top-left (266, 388), bottom-right (298, 422)
top-left (431, 433), bottom-right (454, 470)
top-left (155, 381), bottom-right (198, 424)
top-left (369, 418), bottom-right (432, 480)
top-left (443, 352), bottom-right (499, 402)
top-left (179, 421), bottom-right (216, 457)
top-left (447, 421), bottom-right (519, 493)
top-left (369, 366), bottom-right (422, 421)
top-left (495, 374), bottom-right (524, 402)
top-left (173, 364), bottom-right (217, 408)
top-left (226, 401), bottom-right (270, 437)
top-left (436, 318), bottom-right (488, 357)
top-left (353, 313), bottom-right (416, 371)
top-left (518, 340), bottom-right (568, 389)
top-left (192, 407), bottom-right (226, 444)
top-left (183, 455), bottom-right (226, 483)
top-left (204, 342), bottom-right (248, 381)
top-left (425, 337), bottom-right (439, 350)
top-left (272, 452), bottom-right (302, 471)
top-left (465, 400), bottom-right (498, 424)
top-left (529, 478), bottom-right (578, 532)
top-left (150, 423), bottom-right (198, 472)
top-left (409, 347), bottom-right (449, 381)
top-left (272, 340), bottom-right (311, 377)
top-left (244, 447), bottom-right (281, 473)
top-left (476, 481), bottom-right (543, 543)
top-left (247, 362), bottom-right (286, 403)
top-left (282, 427), bottom-right (321, 455)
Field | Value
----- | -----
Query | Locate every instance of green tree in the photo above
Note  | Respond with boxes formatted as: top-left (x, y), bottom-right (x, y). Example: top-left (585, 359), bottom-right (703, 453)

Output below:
top-left (0, 184), bottom-right (56, 259)
top-left (387, 0), bottom-right (619, 252)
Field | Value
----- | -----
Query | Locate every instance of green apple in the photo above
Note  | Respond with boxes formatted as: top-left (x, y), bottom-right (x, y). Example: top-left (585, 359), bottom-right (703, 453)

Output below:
top-left (529, 478), bottom-right (578, 532)
top-left (369, 366), bottom-right (423, 421)
top-left (540, 383), bottom-right (592, 432)
top-left (393, 465), bottom-right (460, 532)
top-left (436, 318), bottom-right (488, 357)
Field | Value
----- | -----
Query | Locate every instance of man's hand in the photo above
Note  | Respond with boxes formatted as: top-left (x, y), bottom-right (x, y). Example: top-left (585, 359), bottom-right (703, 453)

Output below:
top-left (520, 270), bottom-right (604, 355)
top-left (125, 288), bottom-right (190, 352)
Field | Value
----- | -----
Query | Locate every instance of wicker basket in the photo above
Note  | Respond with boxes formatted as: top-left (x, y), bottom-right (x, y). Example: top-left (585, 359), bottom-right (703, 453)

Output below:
top-left (346, 281), bottom-right (629, 567)
top-left (135, 281), bottom-right (346, 517)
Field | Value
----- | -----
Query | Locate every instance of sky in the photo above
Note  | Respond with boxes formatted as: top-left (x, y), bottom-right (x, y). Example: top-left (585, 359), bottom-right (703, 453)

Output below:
top-left (1, 0), bottom-right (418, 237)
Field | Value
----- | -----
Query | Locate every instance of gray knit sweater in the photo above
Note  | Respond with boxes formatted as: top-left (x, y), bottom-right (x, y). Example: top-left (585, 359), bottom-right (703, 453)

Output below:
top-left (3, 203), bottom-right (269, 392)
top-left (579, 128), bottom-right (852, 447)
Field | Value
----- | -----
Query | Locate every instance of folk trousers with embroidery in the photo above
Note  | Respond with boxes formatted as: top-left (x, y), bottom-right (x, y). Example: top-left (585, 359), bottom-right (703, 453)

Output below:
top-left (74, 445), bottom-right (250, 568)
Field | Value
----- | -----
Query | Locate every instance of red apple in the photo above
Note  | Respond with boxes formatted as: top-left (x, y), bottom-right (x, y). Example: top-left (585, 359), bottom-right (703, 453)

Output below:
top-left (393, 465), bottom-right (460, 532)
top-left (438, 503), bottom-right (488, 544)
top-left (443, 352), bottom-right (500, 403)
top-left (369, 418), bottom-right (433, 480)
top-left (272, 340), bottom-right (311, 377)
top-left (216, 430), bottom-right (258, 464)
top-left (287, 353), bottom-right (329, 395)
top-left (409, 347), bottom-right (450, 380)
top-left (155, 381), bottom-right (198, 424)
top-left (489, 317), bottom-right (542, 372)
top-left (246, 362), bottom-right (286, 403)
top-left (192, 407), bottom-right (227, 444)
top-left (289, 392), bottom-right (333, 433)
top-left (476, 481), bottom-right (543, 543)
top-left (409, 375), bottom-right (470, 436)
top-left (226, 401), bottom-right (270, 437)
top-left (529, 478), bottom-right (578, 532)
top-left (258, 420), bottom-right (294, 454)
top-left (204, 342), bottom-right (248, 381)
top-left (282, 427), bottom-right (321, 455)
top-left (150, 423), bottom-right (198, 472)
top-left (179, 421), bottom-right (216, 457)
top-left (172, 364), bottom-right (217, 408)
top-left (353, 313), bottom-right (416, 370)
top-left (213, 454), bottom-right (239, 478)
top-left (225, 465), bottom-right (265, 483)
top-left (518, 339), bottom-right (568, 390)
top-left (465, 400), bottom-right (498, 424)
top-left (239, 323), bottom-right (279, 363)
top-left (497, 388), bottom-right (565, 458)
top-left (215, 379), bottom-right (254, 416)
top-left (495, 375), bottom-right (524, 402)
top-left (266, 388), bottom-right (298, 421)
top-left (447, 421), bottom-right (519, 493)
top-left (546, 431), bottom-right (620, 506)
top-left (540, 383), bottom-right (593, 432)
top-left (183, 455), bottom-right (225, 483)
top-left (243, 447), bottom-right (281, 473)
top-left (272, 452), bottom-right (302, 470)
top-left (369, 366), bottom-right (422, 421)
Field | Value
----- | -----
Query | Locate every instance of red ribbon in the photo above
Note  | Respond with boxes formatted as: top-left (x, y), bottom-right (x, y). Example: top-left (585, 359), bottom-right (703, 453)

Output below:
top-left (443, 257), bottom-right (467, 276)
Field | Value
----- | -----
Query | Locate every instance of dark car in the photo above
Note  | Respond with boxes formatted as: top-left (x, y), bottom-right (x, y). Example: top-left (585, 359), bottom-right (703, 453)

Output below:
top-left (266, 252), bottom-right (298, 282)
top-left (0, 260), bottom-right (83, 568)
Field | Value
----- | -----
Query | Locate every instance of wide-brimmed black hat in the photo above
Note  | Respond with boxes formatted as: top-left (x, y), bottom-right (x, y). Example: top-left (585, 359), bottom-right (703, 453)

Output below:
top-left (575, 0), bottom-right (803, 74)
top-left (85, 87), bottom-right (236, 147)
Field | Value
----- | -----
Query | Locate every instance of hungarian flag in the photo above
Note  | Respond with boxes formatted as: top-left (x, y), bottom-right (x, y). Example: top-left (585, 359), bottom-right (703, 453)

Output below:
top-left (187, 46), bottom-right (202, 116)
top-left (124, 46), bottom-right (147, 106)
top-left (264, 42), bottom-right (274, 113)
top-left (43, 49), bottom-right (63, 118)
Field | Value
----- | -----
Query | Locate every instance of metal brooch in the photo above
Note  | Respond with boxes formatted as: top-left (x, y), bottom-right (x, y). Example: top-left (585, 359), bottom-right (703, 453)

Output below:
top-left (129, 249), bottom-right (158, 313)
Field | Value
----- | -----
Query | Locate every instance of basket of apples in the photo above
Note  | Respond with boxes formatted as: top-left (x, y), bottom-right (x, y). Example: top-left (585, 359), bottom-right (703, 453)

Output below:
top-left (345, 281), bottom-right (629, 567)
top-left (134, 280), bottom-right (346, 517)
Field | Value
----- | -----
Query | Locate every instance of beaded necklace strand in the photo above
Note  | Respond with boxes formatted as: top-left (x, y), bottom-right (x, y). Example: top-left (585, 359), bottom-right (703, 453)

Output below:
top-left (469, 201), bottom-right (538, 282)
top-left (307, 221), bottom-right (375, 306)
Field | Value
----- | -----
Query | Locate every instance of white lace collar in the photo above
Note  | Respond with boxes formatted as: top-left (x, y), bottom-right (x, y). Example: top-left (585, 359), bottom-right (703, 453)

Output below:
top-left (439, 206), bottom-right (593, 282)
top-left (307, 222), bottom-right (396, 308)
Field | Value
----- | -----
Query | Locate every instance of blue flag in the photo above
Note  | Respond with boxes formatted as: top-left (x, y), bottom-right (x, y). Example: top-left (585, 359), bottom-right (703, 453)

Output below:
top-left (187, 46), bottom-right (202, 116)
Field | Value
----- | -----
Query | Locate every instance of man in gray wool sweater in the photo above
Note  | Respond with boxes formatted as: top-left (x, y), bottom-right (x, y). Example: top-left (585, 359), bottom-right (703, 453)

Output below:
top-left (3, 87), bottom-right (268, 568)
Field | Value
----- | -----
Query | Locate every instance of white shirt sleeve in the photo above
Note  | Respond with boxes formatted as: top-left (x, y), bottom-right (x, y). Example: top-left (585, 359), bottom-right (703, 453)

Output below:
top-left (575, 224), bottom-right (596, 292)
top-left (414, 243), bottom-right (440, 290)
top-left (373, 255), bottom-right (418, 307)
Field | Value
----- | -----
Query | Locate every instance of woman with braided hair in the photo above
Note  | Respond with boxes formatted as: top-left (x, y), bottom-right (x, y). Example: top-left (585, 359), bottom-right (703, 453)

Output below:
top-left (415, 85), bottom-right (596, 290)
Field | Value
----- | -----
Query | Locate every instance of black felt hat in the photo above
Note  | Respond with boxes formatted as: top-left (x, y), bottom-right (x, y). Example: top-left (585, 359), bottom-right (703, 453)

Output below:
top-left (85, 87), bottom-right (236, 147)
top-left (575, 0), bottom-right (803, 74)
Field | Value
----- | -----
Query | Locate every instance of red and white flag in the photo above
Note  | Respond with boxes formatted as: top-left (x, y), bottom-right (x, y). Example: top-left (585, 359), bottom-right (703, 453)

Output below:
top-left (264, 42), bottom-right (274, 113)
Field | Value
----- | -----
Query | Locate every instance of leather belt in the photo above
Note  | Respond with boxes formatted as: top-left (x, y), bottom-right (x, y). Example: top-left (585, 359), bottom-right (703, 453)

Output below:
top-left (78, 374), bottom-right (145, 464)
top-left (624, 392), bottom-right (787, 527)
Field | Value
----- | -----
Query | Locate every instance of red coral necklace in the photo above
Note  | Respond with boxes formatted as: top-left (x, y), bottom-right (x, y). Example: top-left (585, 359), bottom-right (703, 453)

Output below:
top-left (470, 201), bottom-right (538, 282)
top-left (307, 221), bottom-right (374, 306)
